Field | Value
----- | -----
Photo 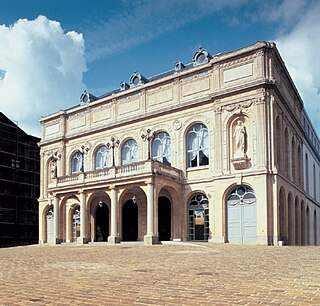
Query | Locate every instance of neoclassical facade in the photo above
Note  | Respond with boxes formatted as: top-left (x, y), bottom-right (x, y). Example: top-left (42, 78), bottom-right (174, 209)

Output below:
top-left (38, 41), bottom-right (320, 246)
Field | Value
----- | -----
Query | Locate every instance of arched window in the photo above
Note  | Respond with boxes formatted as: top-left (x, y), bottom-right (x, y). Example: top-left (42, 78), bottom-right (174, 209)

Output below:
top-left (275, 117), bottom-right (281, 169)
top-left (122, 139), bottom-right (138, 165)
top-left (305, 153), bottom-right (309, 193)
top-left (298, 144), bottom-right (302, 186)
top-left (284, 129), bottom-right (289, 175)
top-left (71, 152), bottom-right (82, 173)
top-left (95, 146), bottom-right (110, 169)
top-left (188, 193), bottom-right (209, 241)
top-left (307, 206), bottom-right (310, 245)
top-left (313, 163), bottom-right (316, 199)
top-left (186, 123), bottom-right (209, 168)
top-left (291, 137), bottom-right (295, 182)
top-left (152, 132), bottom-right (171, 165)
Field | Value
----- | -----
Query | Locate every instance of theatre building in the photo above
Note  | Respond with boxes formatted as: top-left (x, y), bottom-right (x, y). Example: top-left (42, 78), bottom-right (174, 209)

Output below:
top-left (38, 41), bottom-right (320, 246)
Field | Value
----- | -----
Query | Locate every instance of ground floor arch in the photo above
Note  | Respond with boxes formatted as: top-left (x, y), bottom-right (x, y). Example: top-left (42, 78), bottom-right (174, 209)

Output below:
top-left (307, 206), bottom-right (310, 245)
top-left (122, 199), bottom-right (138, 241)
top-left (95, 203), bottom-right (109, 242)
top-left (46, 207), bottom-right (54, 244)
top-left (71, 205), bottom-right (80, 242)
top-left (314, 210), bottom-right (318, 245)
top-left (227, 185), bottom-right (257, 244)
top-left (278, 187), bottom-right (286, 244)
top-left (158, 196), bottom-right (171, 241)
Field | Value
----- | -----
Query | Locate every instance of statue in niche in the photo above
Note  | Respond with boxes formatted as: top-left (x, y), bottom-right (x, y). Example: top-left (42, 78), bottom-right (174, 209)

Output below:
top-left (48, 151), bottom-right (61, 179)
top-left (50, 159), bottom-right (57, 179)
top-left (233, 120), bottom-right (247, 158)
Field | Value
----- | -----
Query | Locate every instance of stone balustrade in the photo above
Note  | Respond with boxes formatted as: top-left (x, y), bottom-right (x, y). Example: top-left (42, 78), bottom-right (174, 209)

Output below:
top-left (48, 160), bottom-right (182, 190)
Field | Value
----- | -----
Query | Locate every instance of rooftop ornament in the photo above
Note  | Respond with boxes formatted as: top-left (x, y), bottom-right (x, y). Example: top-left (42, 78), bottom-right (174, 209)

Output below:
top-left (120, 82), bottom-right (130, 91)
top-left (174, 61), bottom-right (186, 72)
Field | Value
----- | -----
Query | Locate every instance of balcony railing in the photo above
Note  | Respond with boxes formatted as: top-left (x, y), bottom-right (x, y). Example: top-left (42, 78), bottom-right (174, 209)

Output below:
top-left (49, 160), bottom-right (182, 190)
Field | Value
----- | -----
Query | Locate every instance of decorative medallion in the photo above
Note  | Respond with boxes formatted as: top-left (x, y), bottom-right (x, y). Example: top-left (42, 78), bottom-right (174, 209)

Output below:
top-left (173, 119), bottom-right (182, 130)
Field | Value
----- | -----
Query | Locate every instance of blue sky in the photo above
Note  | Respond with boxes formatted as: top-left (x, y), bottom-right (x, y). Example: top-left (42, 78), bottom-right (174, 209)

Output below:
top-left (0, 0), bottom-right (319, 136)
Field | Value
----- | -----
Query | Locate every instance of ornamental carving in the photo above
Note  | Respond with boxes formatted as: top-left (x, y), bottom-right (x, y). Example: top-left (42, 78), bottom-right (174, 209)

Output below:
top-left (173, 119), bottom-right (182, 130)
top-left (220, 55), bottom-right (255, 69)
top-left (231, 156), bottom-right (250, 170)
top-left (147, 85), bottom-right (173, 95)
top-left (220, 100), bottom-right (255, 113)
top-left (68, 111), bottom-right (85, 120)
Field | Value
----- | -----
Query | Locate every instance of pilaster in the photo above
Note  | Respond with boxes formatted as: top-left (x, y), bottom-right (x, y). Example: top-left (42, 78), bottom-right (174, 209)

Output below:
top-left (53, 196), bottom-right (62, 244)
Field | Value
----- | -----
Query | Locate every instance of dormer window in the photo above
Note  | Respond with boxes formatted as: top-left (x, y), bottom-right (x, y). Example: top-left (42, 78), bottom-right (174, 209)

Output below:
top-left (129, 71), bottom-right (148, 88)
top-left (80, 90), bottom-right (97, 104)
top-left (192, 47), bottom-right (212, 67)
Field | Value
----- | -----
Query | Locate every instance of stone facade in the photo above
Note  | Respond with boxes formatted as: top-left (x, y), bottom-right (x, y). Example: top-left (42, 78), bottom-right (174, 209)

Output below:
top-left (38, 41), bottom-right (320, 246)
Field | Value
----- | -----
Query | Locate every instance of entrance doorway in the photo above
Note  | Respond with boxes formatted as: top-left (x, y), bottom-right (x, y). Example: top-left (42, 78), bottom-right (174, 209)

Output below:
top-left (72, 206), bottom-right (80, 242)
top-left (46, 208), bottom-right (54, 244)
top-left (227, 185), bottom-right (257, 244)
top-left (188, 193), bottom-right (209, 241)
top-left (158, 196), bottom-right (171, 241)
top-left (95, 203), bottom-right (109, 242)
top-left (122, 200), bottom-right (138, 241)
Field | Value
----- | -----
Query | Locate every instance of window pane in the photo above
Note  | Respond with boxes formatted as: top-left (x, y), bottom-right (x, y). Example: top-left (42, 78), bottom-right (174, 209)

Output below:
top-left (187, 124), bottom-right (209, 168)
top-left (122, 139), bottom-right (138, 165)
top-left (152, 132), bottom-right (171, 165)
top-left (96, 146), bottom-right (109, 169)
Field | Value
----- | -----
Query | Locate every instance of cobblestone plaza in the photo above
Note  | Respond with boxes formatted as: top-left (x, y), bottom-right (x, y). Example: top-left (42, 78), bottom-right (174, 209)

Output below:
top-left (1, 243), bottom-right (320, 305)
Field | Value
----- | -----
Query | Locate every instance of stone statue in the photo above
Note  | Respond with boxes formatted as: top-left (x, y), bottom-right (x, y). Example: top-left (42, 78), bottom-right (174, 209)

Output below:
top-left (48, 151), bottom-right (61, 179)
top-left (50, 159), bottom-right (57, 179)
top-left (233, 120), bottom-right (246, 158)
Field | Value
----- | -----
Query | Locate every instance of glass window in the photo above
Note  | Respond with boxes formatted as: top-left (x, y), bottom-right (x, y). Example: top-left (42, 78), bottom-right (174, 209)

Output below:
top-left (71, 152), bottom-right (82, 173)
top-left (227, 185), bottom-right (255, 205)
top-left (187, 123), bottom-right (209, 168)
top-left (122, 139), bottom-right (138, 165)
top-left (95, 146), bottom-right (109, 169)
top-left (152, 132), bottom-right (171, 165)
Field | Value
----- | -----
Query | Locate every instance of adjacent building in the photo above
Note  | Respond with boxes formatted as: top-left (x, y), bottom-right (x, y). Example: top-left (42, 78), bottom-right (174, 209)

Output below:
top-left (0, 112), bottom-right (40, 247)
top-left (38, 41), bottom-right (319, 246)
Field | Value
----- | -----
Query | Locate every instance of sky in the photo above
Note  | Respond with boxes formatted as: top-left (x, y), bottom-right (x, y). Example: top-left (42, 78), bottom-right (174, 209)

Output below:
top-left (0, 0), bottom-right (319, 137)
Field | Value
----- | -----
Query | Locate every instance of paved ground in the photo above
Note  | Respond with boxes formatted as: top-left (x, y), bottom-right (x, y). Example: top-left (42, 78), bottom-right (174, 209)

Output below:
top-left (0, 243), bottom-right (320, 305)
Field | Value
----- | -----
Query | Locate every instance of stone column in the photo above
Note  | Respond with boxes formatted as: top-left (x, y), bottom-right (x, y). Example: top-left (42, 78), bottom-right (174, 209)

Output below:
top-left (108, 187), bottom-right (120, 244)
top-left (77, 192), bottom-right (89, 244)
top-left (53, 196), bottom-right (61, 244)
top-left (66, 205), bottom-right (71, 243)
top-left (144, 183), bottom-right (158, 245)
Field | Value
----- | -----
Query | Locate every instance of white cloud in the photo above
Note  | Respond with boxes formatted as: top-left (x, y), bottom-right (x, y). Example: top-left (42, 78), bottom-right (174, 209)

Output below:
top-left (254, 0), bottom-right (309, 30)
top-left (86, 0), bottom-right (249, 62)
top-left (0, 15), bottom-right (87, 136)
top-left (275, 1), bottom-right (320, 134)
